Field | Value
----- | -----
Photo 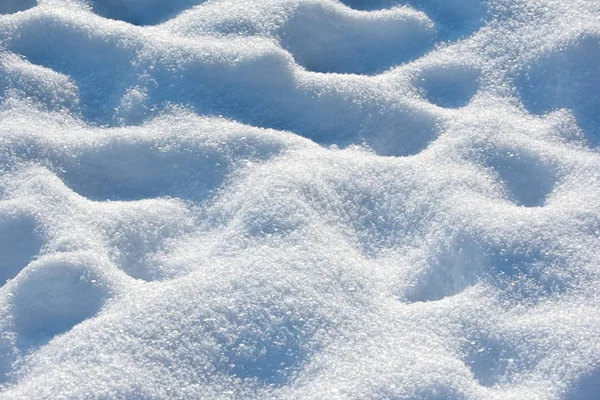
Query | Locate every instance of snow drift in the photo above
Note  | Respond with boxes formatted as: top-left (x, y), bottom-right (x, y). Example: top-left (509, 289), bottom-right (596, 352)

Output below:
top-left (0, 0), bottom-right (599, 399)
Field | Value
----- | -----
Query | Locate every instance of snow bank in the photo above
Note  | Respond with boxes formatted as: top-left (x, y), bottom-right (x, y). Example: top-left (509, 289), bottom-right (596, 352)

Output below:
top-left (0, 0), bottom-right (599, 399)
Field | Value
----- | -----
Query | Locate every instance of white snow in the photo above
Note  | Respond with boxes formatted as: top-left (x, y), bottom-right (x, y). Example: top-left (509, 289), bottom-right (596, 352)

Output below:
top-left (0, 0), bottom-right (599, 398)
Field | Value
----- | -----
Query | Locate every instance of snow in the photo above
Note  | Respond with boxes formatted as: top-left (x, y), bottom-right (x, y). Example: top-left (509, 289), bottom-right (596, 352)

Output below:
top-left (0, 0), bottom-right (599, 398)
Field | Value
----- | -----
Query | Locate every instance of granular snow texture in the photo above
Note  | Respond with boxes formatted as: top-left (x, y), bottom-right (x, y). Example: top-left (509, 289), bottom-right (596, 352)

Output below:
top-left (0, 0), bottom-right (599, 399)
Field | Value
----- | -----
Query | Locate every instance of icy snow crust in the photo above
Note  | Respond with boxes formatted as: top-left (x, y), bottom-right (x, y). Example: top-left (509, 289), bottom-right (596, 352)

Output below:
top-left (0, 0), bottom-right (599, 398)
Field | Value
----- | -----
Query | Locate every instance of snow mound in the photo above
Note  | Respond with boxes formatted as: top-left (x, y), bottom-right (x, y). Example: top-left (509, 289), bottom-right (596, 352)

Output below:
top-left (0, 0), bottom-right (599, 399)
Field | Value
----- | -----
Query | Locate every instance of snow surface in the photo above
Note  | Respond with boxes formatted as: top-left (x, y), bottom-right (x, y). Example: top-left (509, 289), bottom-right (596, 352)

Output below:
top-left (0, 0), bottom-right (599, 398)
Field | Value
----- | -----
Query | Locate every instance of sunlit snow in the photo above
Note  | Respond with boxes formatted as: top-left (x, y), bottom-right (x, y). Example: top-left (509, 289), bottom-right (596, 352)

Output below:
top-left (0, 0), bottom-right (599, 399)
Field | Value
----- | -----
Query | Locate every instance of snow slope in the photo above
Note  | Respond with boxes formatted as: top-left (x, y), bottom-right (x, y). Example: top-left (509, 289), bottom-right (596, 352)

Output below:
top-left (0, 0), bottom-right (599, 398)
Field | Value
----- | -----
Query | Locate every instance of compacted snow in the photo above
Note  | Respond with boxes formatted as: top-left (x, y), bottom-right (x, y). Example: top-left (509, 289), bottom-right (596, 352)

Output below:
top-left (0, 0), bottom-right (599, 398)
